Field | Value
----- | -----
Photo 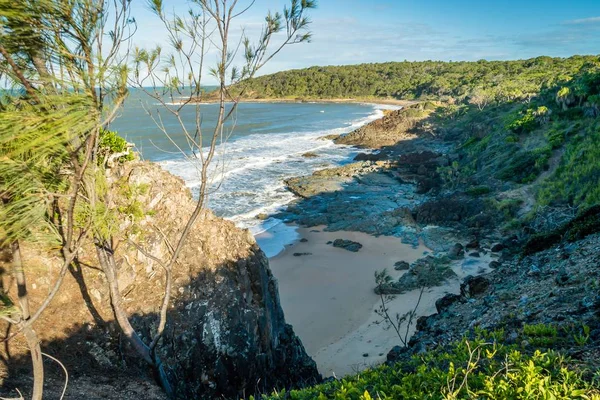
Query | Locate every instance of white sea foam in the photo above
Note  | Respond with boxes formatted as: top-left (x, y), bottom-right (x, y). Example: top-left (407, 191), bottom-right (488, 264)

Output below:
top-left (159, 103), bottom-right (392, 245)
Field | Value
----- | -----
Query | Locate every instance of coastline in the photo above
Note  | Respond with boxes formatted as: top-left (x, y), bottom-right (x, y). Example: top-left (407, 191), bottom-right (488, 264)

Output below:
top-left (256, 100), bottom-right (501, 377)
top-left (267, 225), bottom-right (496, 377)
top-left (186, 96), bottom-right (417, 108)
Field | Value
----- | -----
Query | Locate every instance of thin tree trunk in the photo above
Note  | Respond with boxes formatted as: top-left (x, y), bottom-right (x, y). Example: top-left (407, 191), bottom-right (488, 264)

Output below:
top-left (12, 241), bottom-right (44, 400)
top-left (95, 241), bottom-right (173, 397)
top-left (95, 242), bottom-right (152, 364)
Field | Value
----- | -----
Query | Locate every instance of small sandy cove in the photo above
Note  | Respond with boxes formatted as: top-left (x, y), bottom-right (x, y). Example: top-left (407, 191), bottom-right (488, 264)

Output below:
top-left (263, 225), bottom-right (492, 377)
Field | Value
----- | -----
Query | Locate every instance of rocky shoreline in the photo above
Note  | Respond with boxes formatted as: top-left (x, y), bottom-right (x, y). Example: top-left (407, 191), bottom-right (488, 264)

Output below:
top-left (272, 102), bottom-right (600, 375)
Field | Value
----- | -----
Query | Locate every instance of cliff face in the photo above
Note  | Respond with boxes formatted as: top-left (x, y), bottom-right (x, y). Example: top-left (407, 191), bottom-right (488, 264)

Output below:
top-left (0, 162), bottom-right (318, 399)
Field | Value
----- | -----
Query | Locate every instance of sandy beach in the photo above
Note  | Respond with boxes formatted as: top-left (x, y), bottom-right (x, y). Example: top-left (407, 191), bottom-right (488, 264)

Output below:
top-left (265, 225), bottom-right (495, 377)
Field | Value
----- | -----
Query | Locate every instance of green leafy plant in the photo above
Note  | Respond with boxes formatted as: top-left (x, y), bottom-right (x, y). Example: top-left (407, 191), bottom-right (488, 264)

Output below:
top-left (98, 128), bottom-right (135, 165)
top-left (507, 108), bottom-right (538, 133)
top-left (262, 337), bottom-right (600, 400)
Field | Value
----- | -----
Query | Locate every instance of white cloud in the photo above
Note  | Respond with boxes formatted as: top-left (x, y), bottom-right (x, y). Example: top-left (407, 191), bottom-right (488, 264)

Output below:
top-left (563, 16), bottom-right (600, 25)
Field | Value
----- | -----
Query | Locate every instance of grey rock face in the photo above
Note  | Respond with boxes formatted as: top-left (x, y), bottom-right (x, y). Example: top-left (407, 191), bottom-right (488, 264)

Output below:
top-left (155, 247), bottom-right (320, 399)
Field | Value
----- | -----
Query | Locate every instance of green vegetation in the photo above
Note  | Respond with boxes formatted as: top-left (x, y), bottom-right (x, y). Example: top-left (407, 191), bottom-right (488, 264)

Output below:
top-left (98, 128), bottom-right (135, 164)
top-left (240, 55), bottom-right (600, 215)
top-left (236, 56), bottom-right (598, 101)
top-left (261, 335), bottom-right (600, 400)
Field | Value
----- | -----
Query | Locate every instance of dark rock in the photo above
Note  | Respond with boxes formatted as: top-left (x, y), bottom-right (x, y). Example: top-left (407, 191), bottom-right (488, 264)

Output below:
top-left (489, 261), bottom-right (501, 269)
top-left (302, 152), bottom-right (319, 158)
top-left (326, 241), bottom-right (333, 245)
top-left (332, 239), bottom-right (363, 252)
top-left (416, 315), bottom-right (434, 331)
top-left (527, 265), bottom-right (541, 276)
top-left (435, 293), bottom-right (463, 314)
top-left (555, 267), bottom-right (570, 286)
top-left (293, 252), bottom-right (312, 257)
top-left (447, 243), bottom-right (465, 260)
top-left (394, 261), bottom-right (410, 271)
top-left (299, 238), bottom-right (308, 243)
top-left (460, 275), bottom-right (490, 298)
top-left (386, 345), bottom-right (407, 363)
top-left (414, 195), bottom-right (489, 228)
top-left (465, 240), bottom-right (480, 250)
top-left (490, 243), bottom-right (505, 252)
top-left (362, 353), bottom-right (369, 357)
top-left (468, 252), bottom-right (480, 258)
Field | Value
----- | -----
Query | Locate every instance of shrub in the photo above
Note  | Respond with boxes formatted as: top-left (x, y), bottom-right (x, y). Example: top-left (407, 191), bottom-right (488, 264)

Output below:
top-left (546, 128), bottom-right (566, 149)
top-left (98, 128), bottom-right (135, 164)
top-left (538, 122), bottom-right (600, 206)
top-left (466, 185), bottom-right (491, 196)
top-left (261, 337), bottom-right (600, 400)
top-left (507, 108), bottom-right (538, 133)
top-left (497, 150), bottom-right (547, 184)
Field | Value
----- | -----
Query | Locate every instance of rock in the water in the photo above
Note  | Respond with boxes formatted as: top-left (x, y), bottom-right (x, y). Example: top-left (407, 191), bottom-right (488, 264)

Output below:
top-left (300, 238), bottom-right (308, 243)
top-left (332, 239), bottom-right (363, 252)
top-left (293, 252), bottom-right (312, 257)
top-left (490, 243), bottom-right (505, 252)
top-left (255, 213), bottom-right (269, 220)
top-left (435, 293), bottom-right (463, 314)
top-left (468, 252), bottom-right (480, 258)
top-left (302, 152), bottom-right (319, 158)
top-left (447, 243), bottom-right (465, 260)
top-left (460, 275), bottom-right (490, 298)
top-left (394, 261), bottom-right (410, 270)
top-left (489, 260), bottom-right (501, 268)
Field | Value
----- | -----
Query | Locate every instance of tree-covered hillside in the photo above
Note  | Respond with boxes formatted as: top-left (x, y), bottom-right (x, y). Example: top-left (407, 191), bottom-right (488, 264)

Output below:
top-left (235, 56), bottom-right (599, 101)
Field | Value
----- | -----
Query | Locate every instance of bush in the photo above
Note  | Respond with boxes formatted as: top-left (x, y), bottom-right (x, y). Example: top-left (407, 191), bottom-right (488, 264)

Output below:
top-left (538, 122), bottom-right (600, 206)
top-left (261, 337), bottom-right (600, 400)
top-left (98, 128), bottom-right (134, 164)
top-left (497, 150), bottom-right (547, 184)
top-left (466, 185), bottom-right (491, 196)
top-left (546, 127), bottom-right (566, 149)
top-left (507, 108), bottom-right (538, 133)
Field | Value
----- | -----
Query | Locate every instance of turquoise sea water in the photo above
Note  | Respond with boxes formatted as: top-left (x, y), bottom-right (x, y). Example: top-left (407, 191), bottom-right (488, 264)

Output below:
top-left (111, 90), bottom-right (395, 254)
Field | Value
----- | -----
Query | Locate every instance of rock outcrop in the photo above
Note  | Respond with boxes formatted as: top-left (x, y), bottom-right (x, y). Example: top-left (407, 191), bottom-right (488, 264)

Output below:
top-left (0, 162), bottom-right (319, 399)
top-left (334, 105), bottom-right (432, 148)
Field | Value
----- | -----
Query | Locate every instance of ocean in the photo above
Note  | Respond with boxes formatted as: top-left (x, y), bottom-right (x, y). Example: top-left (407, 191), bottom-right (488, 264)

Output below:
top-left (111, 89), bottom-right (396, 256)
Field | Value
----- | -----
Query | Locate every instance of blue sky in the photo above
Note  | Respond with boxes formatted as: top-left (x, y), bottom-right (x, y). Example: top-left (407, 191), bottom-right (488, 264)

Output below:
top-left (129, 0), bottom-right (600, 80)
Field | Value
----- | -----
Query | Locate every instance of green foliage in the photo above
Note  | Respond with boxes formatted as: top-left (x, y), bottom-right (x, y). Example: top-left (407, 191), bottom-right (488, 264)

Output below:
top-left (466, 185), bottom-right (491, 196)
top-left (98, 128), bottom-right (134, 164)
top-left (263, 338), bottom-right (600, 400)
top-left (235, 56), bottom-right (598, 101)
top-left (538, 121), bottom-right (600, 206)
top-left (0, 93), bottom-right (96, 245)
top-left (523, 323), bottom-right (558, 347)
top-left (497, 150), bottom-right (548, 184)
top-left (546, 125), bottom-right (567, 149)
top-left (564, 324), bottom-right (591, 347)
top-left (438, 161), bottom-right (472, 190)
top-left (507, 108), bottom-right (538, 133)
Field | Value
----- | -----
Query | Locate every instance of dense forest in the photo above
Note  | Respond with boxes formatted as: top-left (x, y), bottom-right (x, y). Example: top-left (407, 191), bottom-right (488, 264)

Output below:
top-left (235, 56), bottom-right (599, 102)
